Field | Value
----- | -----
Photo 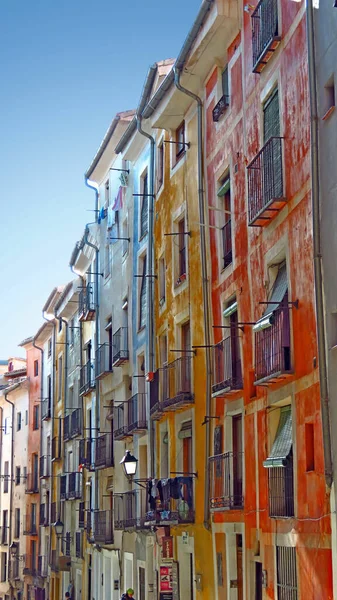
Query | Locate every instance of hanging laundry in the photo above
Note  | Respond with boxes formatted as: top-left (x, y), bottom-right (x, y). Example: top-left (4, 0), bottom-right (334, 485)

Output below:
top-left (112, 186), bottom-right (123, 211)
top-left (107, 205), bottom-right (116, 230)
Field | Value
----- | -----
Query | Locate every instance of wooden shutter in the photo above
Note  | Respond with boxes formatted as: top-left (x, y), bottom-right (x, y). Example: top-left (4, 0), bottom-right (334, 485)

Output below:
top-left (263, 89), bottom-right (280, 142)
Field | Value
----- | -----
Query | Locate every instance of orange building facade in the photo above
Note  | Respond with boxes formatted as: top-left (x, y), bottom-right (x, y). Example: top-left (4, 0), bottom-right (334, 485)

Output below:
top-left (205, 1), bottom-right (333, 598)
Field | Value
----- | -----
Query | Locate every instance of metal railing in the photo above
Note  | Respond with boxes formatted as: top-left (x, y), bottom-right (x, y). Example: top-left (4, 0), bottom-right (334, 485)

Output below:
top-left (95, 433), bottom-right (114, 469)
top-left (114, 405), bottom-right (129, 440)
top-left (23, 554), bottom-right (37, 576)
top-left (80, 361), bottom-right (95, 395)
top-left (63, 414), bottom-right (70, 440)
top-left (60, 474), bottom-right (67, 500)
top-left (78, 284), bottom-right (95, 321)
top-left (212, 94), bottom-right (230, 122)
top-left (212, 337), bottom-right (243, 394)
top-left (254, 304), bottom-right (291, 382)
top-left (209, 452), bottom-right (244, 509)
top-left (63, 532), bottom-right (71, 557)
top-left (150, 370), bottom-right (161, 418)
top-left (40, 455), bottom-right (50, 478)
top-left (93, 510), bottom-right (113, 544)
top-left (23, 513), bottom-right (37, 535)
top-left (38, 555), bottom-right (48, 578)
top-left (112, 327), bottom-right (129, 365)
top-left (145, 477), bottom-right (195, 524)
top-left (252, 0), bottom-right (280, 72)
top-left (127, 393), bottom-right (147, 433)
top-left (40, 503), bottom-right (49, 527)
top-left (114, 489), bottom-right (148, 530)
top-left (79, 438), bottom-right (92, 468)
top-left (269, 458), bottom-right (294, 518)
top-left (75, 531), bottom-right (83, 558)
top-left (25, 472), bottom-right (39, 494)
top-left (96, 343), bottom-right (113, 378)
top-left (79, 503), bottom-right (85, 529)
top-left (68, 472), bottom-right (82, 500)
top-left (41, 397), bottom-right (51, 420)
top-left (70, 408), bottom-right (82, 437)
top-left (247, 136), bottom-right (284, 225)
top-left (221, 219), bottom-right (232, 269)
top-left (160, 357), bottom-right (194, 410)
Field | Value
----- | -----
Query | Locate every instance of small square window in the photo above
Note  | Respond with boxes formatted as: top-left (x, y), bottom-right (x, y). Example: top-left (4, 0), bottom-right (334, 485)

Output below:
top-left (15, 467), bottom-right (21, 486)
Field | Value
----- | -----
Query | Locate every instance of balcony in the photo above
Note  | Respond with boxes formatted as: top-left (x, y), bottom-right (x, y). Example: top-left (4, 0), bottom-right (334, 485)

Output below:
top-left (212, 337), bottom-right (243, 396)
top-left (50, 549), bottom-right (59, 572)
top-left (80, 361), bottom-right (95, 395)
top-left (39, 503), bottom-right (49, 527)
top-left (9, 559), bottom-right (20, 581)
top-left (40, 455), bottom-right (50, 478)
top-left (96, 343), bottom-right (113, 379)
top-left (127, 393), bottom-right (147, 434)
top-left (52, 436), bottom-right (61, 461)
top-left (78, 284), bottom-right (95, 321)
top-left (94, 433), bottom-right (113, 469)
top-left (160, 357), bottom-right (194, 411)
top-left (252, 0), bottom-right (281, 73)
top-left (25, 472), bottom-right (39, 494)
top-left (60, 474), bottom-right (67, 500)
top-left (41, 398), bottom-right (51, 420)
top-left (60, 472), bottom-right (82, 501)
top-left (37, 555), bottom-right (48, 578)
top-left (114, 489), bottom-right (149, 530)
top-left (64, 408), bottom-right (82, 440)
top-left (62, 532), bottom-right (71, 557)
top-left (0, 526), bottom-right (8, 545)
top-left (114, 405), bottom-right (129, 440)
top-left (145, 477), bottom-right (195, 525)
top-left (254, 304), bottom-right (291, 384)
top-left (75, 531), bottom-right (83, 558)
top-left (23, 555), bottom-right (37, 576)
top-left (212, 94), bottom-right (229, 122)
top-left (149, 370), bottom-right (162, 420)
top-left (209, 452), bottom-right (244, 510)
top-left (93, 510), bottom-right (113, 544)
top-left (23, 514), bottom-right (37, 535)
top-left (79, 438), bottom-right (92, 469)
top-left (112, 327), bottom-right (129, 366)
top-left (247, 137), bottom-right (285, 227)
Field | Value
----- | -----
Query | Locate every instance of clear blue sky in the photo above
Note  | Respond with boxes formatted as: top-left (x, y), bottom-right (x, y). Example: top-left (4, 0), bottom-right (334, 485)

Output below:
top-left (0, 0), bottom-right (199, 358)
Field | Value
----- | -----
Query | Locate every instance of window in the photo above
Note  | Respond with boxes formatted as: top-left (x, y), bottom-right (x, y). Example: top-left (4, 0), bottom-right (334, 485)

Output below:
top-left (217, 175), bottom-right (232, 269)
top-left (105, 179), bottom-right (110, 206)
top-left (34, 360), bottom-right (39, 377)
top-left (14, 509), bottom-right (20, 539)
top-left (214, 298), bottom-right (242, 391)
top-left (122, 218), bottom-right (129, 256)
top-left (33, 405), bottom-right (39, 430)
top-left (159, 257), bottom-right (166, 304)
top-left (25, 410), bottom-right (28, 425)
top-left (2, 511), bottom-right (8, 544)
top-left (4, 417), bottom-right (10, 435)
top-left (17, 412), bottom-right (21, 431)
top-left (157, 142), bottom-right (164, 189)
top-left (15, 467), bottom-right (21, 486)
top-left (140, 172), bottom-right (148, 238)
top-left (0, 552), bottom-right (7, 582)
top-left (175, 121), bottom-right (185, 161)
top-left (305, 423), bottom-right (315, 472)
top-left (69, 318), bottom-right (75, 346)
top-left (31, 504), bottom-right (37, 529)
top-left (276, 546), bottom-right (298, 599)
top-left (139, 255), bottom-right (147, 330)
top-left (178, 218), bottom-right (187, 279)
top-left (4, 463), bottom-right (9, 493)
top-left (264, 88), bottom-right (280, 142)
top-left (264, 406), bottom-right (294, 517)
top-left (222, 65), bottom-right (229, 100)
top-left (48, 338), bottom-right (52, 358)
top-left (216, 552), bottom-right (224, 587)
top-left (58, 356), bottom-right (63, 400)
top-left (323, 75), bottom-right (335, 119)
top-left (104, 244), bottom-right (111, 279)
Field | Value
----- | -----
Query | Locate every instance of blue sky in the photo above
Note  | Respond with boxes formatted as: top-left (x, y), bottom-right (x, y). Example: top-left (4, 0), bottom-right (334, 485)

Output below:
top-left (0, 0), bottom-right (199, 358)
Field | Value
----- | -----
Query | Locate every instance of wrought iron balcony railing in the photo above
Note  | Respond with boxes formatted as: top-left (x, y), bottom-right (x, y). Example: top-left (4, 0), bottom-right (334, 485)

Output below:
top-left (145, 477), bottom-right (195, 525)
top-left (62, 532), bottom-right (71, 557)
top-left (112, 327), bottom-right (129, 366)
top-left (96, 343), bottom-right (113, 379)
top-left (41, 397), bottom-right (51, 420)
top-left (159, 357), bottom-right (194, 411)
top-left (78, 284), bottom-right (95, 321)
top-left (254, 305), bottom-right (291, 384)
top-left (114, 405), bottom-right (129, 440)
top-left (127, 393), bottom-right (147, 434)
top-left (94, 433), bottom-right (114, 469)
top-left (93, 510), bottom-right (113, 544)
top-left (80, 361), bottom-right (95, 395)
top-left (40, 455), bottom-right (50, 478)
top-left (79, 438), bottom-right (92, 468)
top-left (212, 94), bottom-right (230, 122)
top-left (149, 370), bottom-right (162, 420)
top-left (64, 408), bottom-right (82, 440)
top-left (247, 136), bottom-right (285, 226)
top-left (209, 452), bottom-right (244, 510)
top-left (25, 472), bottom-right (39, 494)
top-left (114, 489), bottom-right (149, 530)
top-left (268, 456), bottom-right (294, 518)
top-left (212, 337), bottom-right (243, 395)
top-left (252, 0), bottom-right (281, 73)
top-left (23, 554), bottom-right (37, 576)
top-left (23, 513), bottom-right (37, 535)
top-left (68, 472), bottom-right (83, 500)
top-left (37, 555), bottom-right (48, 578)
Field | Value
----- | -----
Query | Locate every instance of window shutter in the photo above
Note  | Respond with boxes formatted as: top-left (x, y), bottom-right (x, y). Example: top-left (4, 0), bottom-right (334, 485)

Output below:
top-left (263, 89), bottom-right (280, 142)
top-left (222, 66), bottom-right (229, 97)
top-left (139, 256), bottom-right (147, 329)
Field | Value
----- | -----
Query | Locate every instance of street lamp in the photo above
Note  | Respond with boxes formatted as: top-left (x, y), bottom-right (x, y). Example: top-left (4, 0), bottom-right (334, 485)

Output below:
top-left (53, 518), bottom-right (64, 539)
top-left (120, 450), bottom-right (138, 480)
top-left (9, 542), bottom-right (24, 561)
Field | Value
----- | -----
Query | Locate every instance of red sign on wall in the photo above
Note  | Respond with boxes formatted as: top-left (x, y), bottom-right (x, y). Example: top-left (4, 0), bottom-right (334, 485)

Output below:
top-left (162, 536), bottom-right (174, 560)
top-left (160, 565), bottom-right (173, 592)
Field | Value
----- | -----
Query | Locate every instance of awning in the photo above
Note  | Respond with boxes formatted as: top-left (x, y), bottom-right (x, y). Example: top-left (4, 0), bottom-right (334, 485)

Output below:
top-left (223, 300), bottom-right (237, 318)
top-left (263, 406), bottom-right (292, 468)
top-left (217, 177), bottom-right (230, 197)
top-left (178, 420), bottom-right (192, 439)
top-left (253, 263), bottom-right (288, 332)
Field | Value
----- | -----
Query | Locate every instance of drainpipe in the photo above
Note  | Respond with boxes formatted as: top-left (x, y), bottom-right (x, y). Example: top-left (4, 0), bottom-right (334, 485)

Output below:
top-left (33, 338), bottom-right (44, 560)
top-left (5, 385), bottom-right (18, 589)
top-left (306, 0), bottom-right (333, 487)
top-left (43, 313), bottom-right (56, 561)
top-left (137, 66), bottom-right (156, 479)
top-left (173, 66), bottom-right (212, 528)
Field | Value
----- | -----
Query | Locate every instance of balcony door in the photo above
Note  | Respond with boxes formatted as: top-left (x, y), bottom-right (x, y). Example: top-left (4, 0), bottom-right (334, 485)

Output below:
top-left (236, 535), bottom-right (243, 600)
top-left (263, 88), bottom-right (282, 201)
top-left (232, 415), bottom-right (243, 507)
top-left (181, 321), bottom-right (191, 391)
top-left (230, 309), bottom-right (241, 386)
top-left (33, 454), bottom-right (39, 490)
